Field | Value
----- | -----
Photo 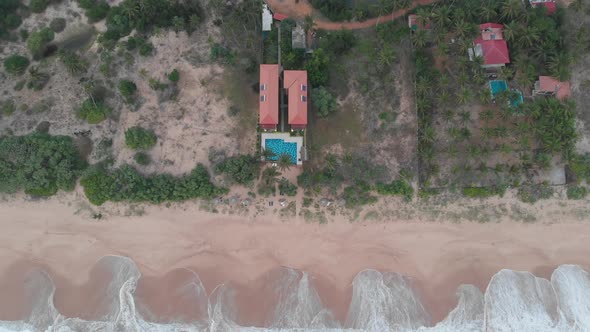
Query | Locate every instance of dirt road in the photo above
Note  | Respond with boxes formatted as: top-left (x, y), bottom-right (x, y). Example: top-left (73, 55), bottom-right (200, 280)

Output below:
top-left (265, 0), bottom-right (438, 30)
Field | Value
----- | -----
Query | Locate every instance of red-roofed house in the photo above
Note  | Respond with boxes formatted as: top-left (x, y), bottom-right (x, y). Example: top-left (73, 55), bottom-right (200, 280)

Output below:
top-left (529, 0), bottom-right (557, 15)
top-left (469, 23), bottom-right (510, 69)
top-left (273, 12), bottom-right (288, 21)
top-left (284, 70), bottom-right (308, 130)
top-left (259, 64), bottom-right (280, 130)
top-left (533, 76), bottom-right (571, 100)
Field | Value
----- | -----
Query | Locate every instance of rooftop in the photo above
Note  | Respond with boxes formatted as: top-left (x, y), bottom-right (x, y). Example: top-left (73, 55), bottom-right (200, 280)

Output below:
top-left (284, 70), bottom-right (308, 129)
top-left (537, 76), bottom-right (571, 100)
top-left (259, 64), bottom-right (280, 130)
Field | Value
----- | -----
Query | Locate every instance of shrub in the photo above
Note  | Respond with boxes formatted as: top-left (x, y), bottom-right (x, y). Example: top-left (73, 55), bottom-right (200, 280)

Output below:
top-left (78, 99), bottom-right (112, 124)
top-left (462, 187), bottom-right (498, 198)
top-left (139, 42), bottom-right (153, 56)
top-left (59, 50), bottom-right (88, 75)
top-left (570, 154), bottom-right (590, 184)
top-left (3, 55), bottom-right (29, 75)
top-left (26, 67), bottom-right (50, 91)
top-left (376, 179), bottom-right (413, 201)
top-left (215, 154), bottom-right (260, 184)
top-left (168, 69), bottom-right (180, 82)
top-left (305, 48), bottom-right (330, 87)
top-left (29, 0), bottom-right (49, 13)
top-left (125, 126), bottom-right (157, 150)
top-left (341, 183), bottom-right (377, 208)
top-left (320, 29), bottom-right (356, 55)
top-left (134, 152), bottom-right (151, 165)
top-left (0, 133), bottom-right (86, 196)
top-left (258, 167), bottom-right (278, 197)
top-left (4, 13), bottom-right (22, 30)
top-left (27, 28), bottom-right (55, 58)
top-left (210, 43), bottom-right (234, 64)
top-left (118, 79), bottom-right (137, 98)
top-left (1, 100), bottom-right (16, 116)
top-left (312, 87), bottom-right (337, 118)
top-left (19, 29), bottom-right (28, 41)
top-left (81, 164), bottom-right (224, 206)
top-left (517, 183), bottom-right (554, 203)
top-left (49, 18), bottom-right (67, 32)
top-left (78, 0), bottom-right (110, 22)
top-left (567, 186), bottom-right (587, 200)
top-left (278, 178), bottom-right (297, 196)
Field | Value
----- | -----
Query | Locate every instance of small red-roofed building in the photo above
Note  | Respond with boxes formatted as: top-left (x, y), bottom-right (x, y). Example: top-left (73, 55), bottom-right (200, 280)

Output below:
top-left (284, 70), bottom-right (308, 130)
top-left (408, 14), bottom-right (431, 31)
top-left (529, 0), bottom-right (557, 15)
top-left (259, 64), bottom-right (280, 130)
top-left (533, 76), bottom-right (571, 100)
top-left (469, 23), bottom-right (510, 69)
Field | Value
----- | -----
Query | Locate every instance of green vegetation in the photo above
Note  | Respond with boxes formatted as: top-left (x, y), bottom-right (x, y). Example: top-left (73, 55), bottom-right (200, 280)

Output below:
top-left (134, 152), bottom-right (151, 165)
top-left (257, 167), bottom-right (278, 197)
top-left (78, 99), bottom-right (112, 124)
top-left (210, 43), bottom-right (234, 64)
top-left (310, 0), bottom-right (411, 22)
top-left (81, 164), bottom-right (225, 205)
top-left (167, 69), bottom-right (180, 83)
top-left (0, 133), bottom-right (86, 196)
top-left (567, 186), bottom-right (587, 200)
top-left (49, 18), bottom-right (66, 33)
top-left (462, 185), bottom-right (507, 198)
top-left (77, 0), bottom-right (110, 22)
top-left (59, 50), bottom-right (88, 75)
top-left (26, 66), bottom-right (50, 91)
top-left (3, 55), bottom-right (29, 75)
top-left (215, 154), bottom-right (260, 185)
top-left (27, 28), bottom-right (54, 59)
top-left (100, 0), bottom-right (204, 42)
top-left (1, 100), bottom-right (16, 116)
top-left (279, 178), bottom-right (297, 196)
top-left (570, 154), bottom-right (590, 184)
top-left (517, 182), bottom-right (554, 203)
top-left (118, 79), bottom-right (137, 100)
top-left (29, 0), bottom-right (49, 13)
top-left (305, 48), bottom-right (330, 87)
top-left (0, 0), bottom-right (21, 39)
top-left (312, 87), bottom-right (338, 118)
top-left (376, 180), bottom-right (414, 201)
top-left (342, 183), bottom-right (377, 208)
top-left (528, 98), bottom-right (577, 158)
top-left (125, 126), bottom-right (157, 150)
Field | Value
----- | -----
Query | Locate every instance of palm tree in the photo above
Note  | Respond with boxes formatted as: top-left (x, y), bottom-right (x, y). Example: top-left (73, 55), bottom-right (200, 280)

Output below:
top-left (378, 46), bottom-right (396, 67)
top-left (438, 91), bottom-right (451, 106)
top-left (480, 6), bottom-right (497, 22)
top-left (438, 74), bottom-right (450, 89)
top-left (459, 110), bottom-right (471, 125)
top-left (516, 64), bottom-right (536, 89)
top-left (420, 124), bottom-right (436, 144)
top-left (498, 66), bottom-right (514, 81)
top-left (570, 0), bottom-right (584, 11)
top-left (548, 53), bottom-right (573, 81)
top-left (416, 77), bottom-right (432, 95)
top-left (480, 109), bottom-right (494, 122)
top-left (502, 21), bottom-right (518, 43)
top-left (432, 6), bottom-right (452, 29)
top-left (412, 30), bottom-right (428, 48)
top-left (443, 109), bottom-right (454, 122)
top-left (478, 90), bottom-right (492, 105)
top-left (501, 0), bottom-right (524, 20)
top-left (518, 27), bottom-right (540, 48)
top-left (121, 2), bottom-right (140, 21)
top-left (260, 148), bottom-right (276, 161)
top-left (457, 88), bottom-right (472, 105)
top-left (454, 20), bottom-right (471, 39)
top-left (277, 153), bottom-right (292, 171)
top-left (482, 127), bottom-right (495, 139)
top-left (415, 7), bottom-right (431, 26)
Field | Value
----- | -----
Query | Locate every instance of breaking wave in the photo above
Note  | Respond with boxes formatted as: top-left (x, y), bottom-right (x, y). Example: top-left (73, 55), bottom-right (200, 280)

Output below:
top-left (0, 256), bottom-right (589, 331)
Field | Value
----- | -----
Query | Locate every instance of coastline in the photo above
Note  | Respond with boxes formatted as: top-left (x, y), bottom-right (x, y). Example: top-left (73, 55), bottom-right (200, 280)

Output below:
top-left (1, 194), bottom-right (590, 326)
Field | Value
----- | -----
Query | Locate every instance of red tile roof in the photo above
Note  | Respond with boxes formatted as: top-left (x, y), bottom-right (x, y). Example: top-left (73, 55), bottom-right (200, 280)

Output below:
top-left (480, 23), bottom-right (504, 30)
top-left (284, 70), bottom-right (308, 129)
top-left (273, 13), bottom-right (288, 21)
top-left (539, 76), bottom-right (571, 100)
top-left (259, 64), bottom-right (280, 130)
top-left (530, 1), bottom-right (557, 14)
top-left (474, 38), bottom-right (511, 65)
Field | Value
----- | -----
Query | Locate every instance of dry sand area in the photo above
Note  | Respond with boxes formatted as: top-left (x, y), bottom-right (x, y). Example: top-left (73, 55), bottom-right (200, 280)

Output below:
top-left (0, 197), bottom-right (589, 323)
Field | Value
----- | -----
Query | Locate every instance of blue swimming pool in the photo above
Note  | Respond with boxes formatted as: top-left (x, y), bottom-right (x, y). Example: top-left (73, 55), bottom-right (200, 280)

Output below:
top-left (489, 80), bottom-right (508, 95)
top-left (489, 80), bottom-right (523, 107)
top-left (265, 139), bottom-right (297, 164)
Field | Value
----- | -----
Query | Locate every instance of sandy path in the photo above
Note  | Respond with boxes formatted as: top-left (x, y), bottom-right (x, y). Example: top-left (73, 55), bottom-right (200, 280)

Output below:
top-left (0, 199), bottom-right (589, 323)
top-left (265, 0), bottom-right (438, 30)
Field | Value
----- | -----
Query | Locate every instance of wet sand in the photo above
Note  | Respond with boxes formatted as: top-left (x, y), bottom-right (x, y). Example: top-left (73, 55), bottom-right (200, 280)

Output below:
top-left (0, 199), bottom-right (589, 325)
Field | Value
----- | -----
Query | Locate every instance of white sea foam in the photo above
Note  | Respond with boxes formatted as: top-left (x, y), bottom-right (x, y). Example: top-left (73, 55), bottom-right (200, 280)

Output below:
top-left (1, 256), bottom-right (590, 332)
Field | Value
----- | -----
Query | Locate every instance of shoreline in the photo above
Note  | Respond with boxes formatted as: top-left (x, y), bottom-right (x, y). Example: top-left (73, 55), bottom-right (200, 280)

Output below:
top-left (0, 196), bottom-right (590, 326)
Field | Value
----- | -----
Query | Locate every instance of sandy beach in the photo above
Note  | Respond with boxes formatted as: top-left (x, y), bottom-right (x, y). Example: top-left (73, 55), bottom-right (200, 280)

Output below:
top-left (0, 196), bottom-right (589, 327)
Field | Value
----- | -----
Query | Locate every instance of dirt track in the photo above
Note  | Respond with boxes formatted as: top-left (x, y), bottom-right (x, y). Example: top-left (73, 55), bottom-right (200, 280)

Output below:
top-left (265, 0), bottom-right (438, 30)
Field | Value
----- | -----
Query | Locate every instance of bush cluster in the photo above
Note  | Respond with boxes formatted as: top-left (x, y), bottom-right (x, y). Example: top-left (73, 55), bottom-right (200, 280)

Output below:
top-left (168, 69), bottom-right (180, 83)
top-left (78, 99), bottom-right (112, 124)
top-left (3, 54), bottom-right (30, 75)
top-left (78, 0), bottom-right (110, 22)
top-left (376, 180), bottom-right (413, 201)
top-left (278, 178), bottom-right (297, 196)
top-left (27, 28), bottom-right (55, 59)
top-left (125, 126), bottom-right (157, 150)
top-left (341, 183), bottom-right (377, 208)
top-left (29, 0), bottom-right (49, 13)
top-left (134, 152), bottom-right (151, 165)
top-left (312, 87), bottom-right (337, 118)
top-left (567, 186), bottom-right (587, 200)
top-left (0, 133), bottom-right (86, 196)
top-left (0, 0), bottom-right (22, 39)
top-left (49, 18), bottom-right (67, 32)
top-left (215, 154), bottom-right (260, 184)
top-left (81, 164), bottom-right (226, 205)
top-left (118, 79), bottom-right (137, 98)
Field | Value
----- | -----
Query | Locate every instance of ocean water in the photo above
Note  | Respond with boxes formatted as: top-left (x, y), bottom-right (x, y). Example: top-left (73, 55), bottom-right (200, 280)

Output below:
top-left (1, 256), bottom-right (589, 332)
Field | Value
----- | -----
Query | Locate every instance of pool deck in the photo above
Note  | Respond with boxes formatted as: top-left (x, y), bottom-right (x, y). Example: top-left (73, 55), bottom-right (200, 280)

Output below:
top-left (261, 132), bottom-right (304, 166)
